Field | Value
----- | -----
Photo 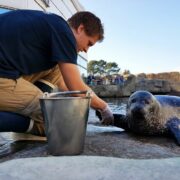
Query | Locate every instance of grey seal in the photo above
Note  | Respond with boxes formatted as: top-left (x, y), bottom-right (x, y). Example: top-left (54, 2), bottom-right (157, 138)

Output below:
top-left (97, 90), bottom-right (180, 145)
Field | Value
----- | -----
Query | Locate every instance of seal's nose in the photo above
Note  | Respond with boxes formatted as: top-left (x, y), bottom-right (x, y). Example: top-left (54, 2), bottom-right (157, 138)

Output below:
top-left (132, 105), bottom-right (144, 114)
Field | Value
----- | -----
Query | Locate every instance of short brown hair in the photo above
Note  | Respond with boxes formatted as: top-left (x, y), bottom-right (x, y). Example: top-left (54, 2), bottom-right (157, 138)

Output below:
top-left (68, 11), bottom-right (104, 42)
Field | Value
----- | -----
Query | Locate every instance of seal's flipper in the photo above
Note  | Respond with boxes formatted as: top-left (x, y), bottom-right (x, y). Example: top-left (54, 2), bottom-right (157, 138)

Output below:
top-left (113, 113), bottom-right (129, 130)
top-left (113, 114), bottom-right (129, 130)
top-left (166, 117), bottom-right (180, 145)
top-left (96, 110), bottom-right (129, 130)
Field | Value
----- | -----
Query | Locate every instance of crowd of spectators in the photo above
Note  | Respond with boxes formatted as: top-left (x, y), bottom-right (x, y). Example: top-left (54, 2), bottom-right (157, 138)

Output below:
top-left (86, 74), bottom-right (125, 86)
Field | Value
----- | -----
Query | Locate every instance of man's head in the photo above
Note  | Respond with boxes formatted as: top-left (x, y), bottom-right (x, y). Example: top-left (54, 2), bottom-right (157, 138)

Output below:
top-left (68, 11), bottom-right (104, 52)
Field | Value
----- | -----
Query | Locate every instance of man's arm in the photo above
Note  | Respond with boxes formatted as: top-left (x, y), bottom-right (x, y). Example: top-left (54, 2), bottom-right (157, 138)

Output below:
top-left (57, 71), bottom-right (69, 91)
top-left (58, 62), bottom-right (106, 111)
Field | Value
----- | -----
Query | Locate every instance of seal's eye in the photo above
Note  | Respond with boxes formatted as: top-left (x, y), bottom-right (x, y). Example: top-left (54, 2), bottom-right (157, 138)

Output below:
top-left (138, 98), bottom-right (150, 105)
top-left (131, 99), bottom-right (136, 103)
top-left (144, 99), bottom-right (150, 104)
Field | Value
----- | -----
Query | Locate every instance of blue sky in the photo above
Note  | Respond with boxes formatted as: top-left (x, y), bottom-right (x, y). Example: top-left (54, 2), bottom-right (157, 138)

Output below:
top-left (79, 0), bottom-right (180, 74)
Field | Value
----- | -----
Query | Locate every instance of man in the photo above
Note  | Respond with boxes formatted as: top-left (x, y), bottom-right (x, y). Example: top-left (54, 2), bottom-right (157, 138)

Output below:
top-left (0, 10), bottom-right (114, 136)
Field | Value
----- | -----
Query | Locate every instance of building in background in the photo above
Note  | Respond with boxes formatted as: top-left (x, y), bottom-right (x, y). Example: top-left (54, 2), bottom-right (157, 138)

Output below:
top-left (0, 0), bottom-right (88, 76)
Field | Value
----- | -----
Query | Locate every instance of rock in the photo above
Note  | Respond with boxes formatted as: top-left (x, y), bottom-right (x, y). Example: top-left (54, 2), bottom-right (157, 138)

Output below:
top-left (146, 72), bottom-right (180, 82)
top-left (91, 77), bottom-right (174, 97)
top-left (137, 73), bottom-right (147, 79)
top-left (91, 84), bottom-right (123, 97)
top-left (170, 82), bottom-right (180, 94)
top-left (135, 78), bottom-right (171, 93)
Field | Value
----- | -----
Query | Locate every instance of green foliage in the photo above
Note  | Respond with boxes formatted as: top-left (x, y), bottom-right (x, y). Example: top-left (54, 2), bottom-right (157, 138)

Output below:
top-left (123, 69), bottom-right (131, 75)
top-left (87, 60), bottom-right (98, 75)
top-left (88, 59), bottom-right (121, 76)
top-left (105, 62), bottom-right (120, 75)
top-left (96, 59), bottom-right (107, 75)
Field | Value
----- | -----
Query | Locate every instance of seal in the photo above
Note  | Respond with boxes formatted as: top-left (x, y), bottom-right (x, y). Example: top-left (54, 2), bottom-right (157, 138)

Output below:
top-left (126, 90), bottom-right (180, 134)
top-left (96, 90), bottom-right (180, 145)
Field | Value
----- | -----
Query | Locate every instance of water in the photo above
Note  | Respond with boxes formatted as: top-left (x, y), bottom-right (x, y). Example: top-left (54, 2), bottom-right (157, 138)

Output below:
top-left (104, 97), bottom-right (128, 115)
top-left (88, 97), bottom-right (128, 123)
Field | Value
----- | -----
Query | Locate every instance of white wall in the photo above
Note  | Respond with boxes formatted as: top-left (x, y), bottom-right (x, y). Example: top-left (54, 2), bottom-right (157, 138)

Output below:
top-left (0, 0), bottom-right (27, 9)
top-left (0, 0), bottom-right (84, 18)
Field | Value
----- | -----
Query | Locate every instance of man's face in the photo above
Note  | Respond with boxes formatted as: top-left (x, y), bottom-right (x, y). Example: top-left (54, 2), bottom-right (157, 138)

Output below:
top-left (73, 24), bottom-right (99, 53)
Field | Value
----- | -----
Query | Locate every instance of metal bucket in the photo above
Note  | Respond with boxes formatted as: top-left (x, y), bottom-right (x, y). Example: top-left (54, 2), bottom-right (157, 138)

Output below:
top-left (39, 91), bottom-right (91, 156)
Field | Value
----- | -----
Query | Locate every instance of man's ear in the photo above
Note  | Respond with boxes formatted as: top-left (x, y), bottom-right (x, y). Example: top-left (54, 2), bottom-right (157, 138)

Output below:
top-left (77, 24), bottom-right (85, 34)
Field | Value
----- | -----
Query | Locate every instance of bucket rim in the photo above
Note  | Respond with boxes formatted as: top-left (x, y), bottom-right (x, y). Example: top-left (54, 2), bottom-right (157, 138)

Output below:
top-left (40, 90), bottom-right (92, 100)
top-left (39, 96), bottom-right (91, 100)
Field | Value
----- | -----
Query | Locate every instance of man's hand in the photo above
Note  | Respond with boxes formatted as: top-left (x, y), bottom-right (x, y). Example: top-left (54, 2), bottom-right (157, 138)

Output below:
top-left (99, 105), bottom-right (114, 125)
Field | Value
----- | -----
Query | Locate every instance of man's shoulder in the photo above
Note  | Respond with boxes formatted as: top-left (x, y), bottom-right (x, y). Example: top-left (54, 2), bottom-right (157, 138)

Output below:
top-left (43, 11), bottom-right (68, 29)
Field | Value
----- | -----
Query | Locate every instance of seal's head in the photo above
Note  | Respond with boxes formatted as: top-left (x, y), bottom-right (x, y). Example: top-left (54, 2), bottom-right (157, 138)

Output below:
top-left (127, 90), bottom-right (162, 135)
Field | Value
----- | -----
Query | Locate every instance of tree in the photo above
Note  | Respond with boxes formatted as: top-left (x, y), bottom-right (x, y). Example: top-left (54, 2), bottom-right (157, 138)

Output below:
top-left (105, 62), bottom-right (120, 75)
top-left (88, 60), bottom-right (121, 76)
top-left (87, 60), bottom-right (98, 75)
top-left (96, 59), bottom-right (106, 76)
top-left (87, 60), bottom-right (106, 76)
top-left (123, 69), bottom-right (131, 75)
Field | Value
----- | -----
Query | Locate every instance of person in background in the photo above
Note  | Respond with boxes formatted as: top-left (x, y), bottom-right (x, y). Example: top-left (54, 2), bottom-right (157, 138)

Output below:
top-left (87, 74), bottom-right (95, 85)
top-left (0, 10), bottom-right (114, 136)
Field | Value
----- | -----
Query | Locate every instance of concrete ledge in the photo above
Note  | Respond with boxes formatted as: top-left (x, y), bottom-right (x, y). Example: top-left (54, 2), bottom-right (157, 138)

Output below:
top-left (0, 156), bottom-right (179, 180)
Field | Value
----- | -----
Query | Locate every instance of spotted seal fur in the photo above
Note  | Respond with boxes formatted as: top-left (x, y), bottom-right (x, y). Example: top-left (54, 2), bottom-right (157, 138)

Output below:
top-left (97, 90), bottom-right (180, 145)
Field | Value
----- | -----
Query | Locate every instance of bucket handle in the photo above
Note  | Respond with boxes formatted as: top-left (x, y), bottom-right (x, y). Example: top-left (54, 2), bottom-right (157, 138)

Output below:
top-left (43, 90), bottom-right (91, 98)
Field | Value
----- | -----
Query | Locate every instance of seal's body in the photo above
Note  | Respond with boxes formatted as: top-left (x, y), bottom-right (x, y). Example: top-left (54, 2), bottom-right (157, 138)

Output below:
top-left (96, 90), bottom-right (180, 145)
top-left (127, 91), bottom-right (180, 135)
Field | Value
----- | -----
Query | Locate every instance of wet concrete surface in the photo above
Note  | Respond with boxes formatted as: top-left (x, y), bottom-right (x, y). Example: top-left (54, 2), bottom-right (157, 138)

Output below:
top-left (85, 126), bottom-right (180, 159)
top-left (0, 109), bottom-right (180, 163)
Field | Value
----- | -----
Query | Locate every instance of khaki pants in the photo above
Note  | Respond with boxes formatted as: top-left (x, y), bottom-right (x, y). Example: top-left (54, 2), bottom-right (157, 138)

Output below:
top-left (0, 65), bottom-right (61, 135)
